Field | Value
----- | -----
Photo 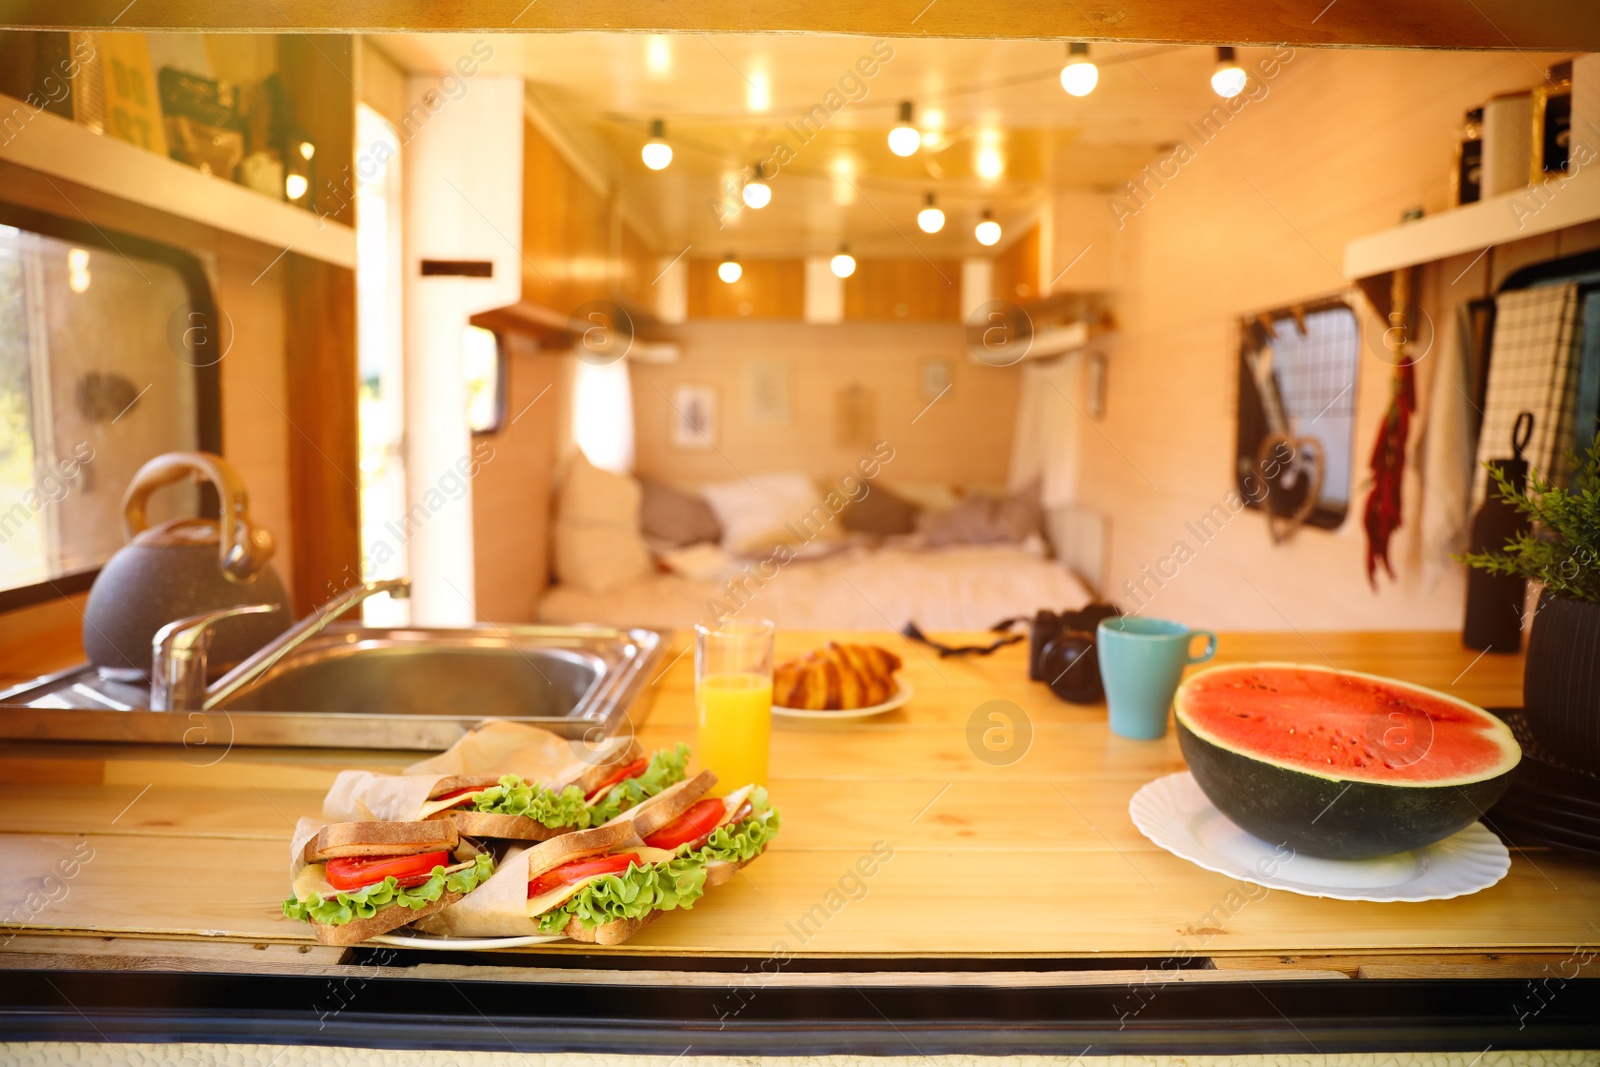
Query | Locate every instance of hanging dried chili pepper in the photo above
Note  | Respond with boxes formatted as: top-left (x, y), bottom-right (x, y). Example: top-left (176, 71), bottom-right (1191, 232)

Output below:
top-left (1363, 268), bottom-right (1417, 588)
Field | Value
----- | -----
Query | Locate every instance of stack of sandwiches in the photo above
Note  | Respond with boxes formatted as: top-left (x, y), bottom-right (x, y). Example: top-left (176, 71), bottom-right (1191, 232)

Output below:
top-left (282, 740), bottom-right (779, 946)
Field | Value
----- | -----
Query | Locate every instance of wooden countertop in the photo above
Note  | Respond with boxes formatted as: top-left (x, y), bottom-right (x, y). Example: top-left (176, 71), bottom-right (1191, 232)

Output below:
top-left (0, 629), bottom-right (1594, 972)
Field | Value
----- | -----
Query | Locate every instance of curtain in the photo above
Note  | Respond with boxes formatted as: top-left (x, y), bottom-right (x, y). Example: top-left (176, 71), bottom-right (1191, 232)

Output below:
top-left (1008, 353), bottom-right (1081, 507)
top-left (570, 352), bottom-right (636, 474)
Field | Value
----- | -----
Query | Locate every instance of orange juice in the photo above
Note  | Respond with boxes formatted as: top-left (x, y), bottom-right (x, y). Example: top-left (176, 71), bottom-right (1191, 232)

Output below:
top-left (696, 671), bottom-right (772, 796)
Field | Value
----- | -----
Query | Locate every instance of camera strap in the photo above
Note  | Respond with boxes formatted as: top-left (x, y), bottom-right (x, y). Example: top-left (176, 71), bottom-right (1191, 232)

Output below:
top-left (899, 618), bottom-right (1027, 658)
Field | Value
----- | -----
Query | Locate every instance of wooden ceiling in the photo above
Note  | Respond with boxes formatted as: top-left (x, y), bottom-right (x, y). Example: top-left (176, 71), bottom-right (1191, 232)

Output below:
top-left (5, 0), bottom-right (1597, 50)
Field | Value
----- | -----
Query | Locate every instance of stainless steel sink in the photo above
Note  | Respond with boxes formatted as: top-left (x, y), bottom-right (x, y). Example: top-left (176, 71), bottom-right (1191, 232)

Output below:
top-left (0, 623), bottom-right (666, 750)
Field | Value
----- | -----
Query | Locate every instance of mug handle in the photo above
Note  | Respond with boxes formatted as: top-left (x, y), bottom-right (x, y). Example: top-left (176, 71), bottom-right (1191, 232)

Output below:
top-left (1186, 630), bottom-right (1218, 665)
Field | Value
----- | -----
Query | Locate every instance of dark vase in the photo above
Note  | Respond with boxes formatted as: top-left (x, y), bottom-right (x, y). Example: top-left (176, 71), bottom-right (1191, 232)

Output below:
top-left (1523, 591), bottom-right (1600, 772)
top-left (1463, 457), bottom-right (1529, 651)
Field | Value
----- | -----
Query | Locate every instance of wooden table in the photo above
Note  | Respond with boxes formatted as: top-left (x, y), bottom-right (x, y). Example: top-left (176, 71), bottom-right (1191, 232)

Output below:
top-left (0, 628), bottom-right (1594, 977)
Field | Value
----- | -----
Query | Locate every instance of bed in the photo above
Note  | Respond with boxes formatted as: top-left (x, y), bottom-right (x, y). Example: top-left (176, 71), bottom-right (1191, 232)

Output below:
top-left (538, 539), bottom-right (1094, 632)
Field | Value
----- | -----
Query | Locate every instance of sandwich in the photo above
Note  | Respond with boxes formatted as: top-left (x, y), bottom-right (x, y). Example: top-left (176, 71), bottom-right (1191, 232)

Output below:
top-left (414, 741), bottom-right (690, 840)
top-left (281, 819), bottom-right (494, 945)
top-left (410, 768), bottom-right (780, 946)
top-left (526, 769), bottom-right (781, 944)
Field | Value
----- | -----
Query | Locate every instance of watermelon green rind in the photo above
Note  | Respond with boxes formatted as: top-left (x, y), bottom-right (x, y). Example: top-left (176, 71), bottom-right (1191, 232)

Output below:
top-left (1173, 663), bottom-right (1520, 861)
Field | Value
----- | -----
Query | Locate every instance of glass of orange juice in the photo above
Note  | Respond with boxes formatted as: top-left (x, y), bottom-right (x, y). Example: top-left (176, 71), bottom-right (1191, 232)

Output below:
top-left (695, 618), bottom-right (773, 796)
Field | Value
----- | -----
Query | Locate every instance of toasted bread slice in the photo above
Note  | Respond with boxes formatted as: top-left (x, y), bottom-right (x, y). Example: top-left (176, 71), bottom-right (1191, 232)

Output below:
top-left (562, 735), bottom-right (647, 796)
top-left (622, 770), bottom-right (718, 837)
top-left (704, 849), bottom-right (767, 888)
top-left (303, 820), bottom-right (459, 863)
top-left (305, 888), bottom-right (467, 946)
top-left (442, 809), bottom-right (560, 842)
top-left (524, 820), bottom-right (640, 880)
top-left (427, 773), bottom-right (503, 799)
top-left (560, 909), bottom-right (662, 945)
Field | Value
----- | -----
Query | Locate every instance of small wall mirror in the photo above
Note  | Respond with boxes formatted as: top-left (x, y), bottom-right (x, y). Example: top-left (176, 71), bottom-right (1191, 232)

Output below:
top-left (1234, 296), bottom-right (1360, 537)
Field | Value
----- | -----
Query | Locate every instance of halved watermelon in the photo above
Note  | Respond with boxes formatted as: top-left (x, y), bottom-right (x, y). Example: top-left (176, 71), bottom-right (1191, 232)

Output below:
top-left (1175, 662), bottom-right (1520, 860)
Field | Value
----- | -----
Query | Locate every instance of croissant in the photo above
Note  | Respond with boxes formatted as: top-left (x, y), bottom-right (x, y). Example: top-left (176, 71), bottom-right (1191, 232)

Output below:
top-left (773, 642), bottom-right (903, 710)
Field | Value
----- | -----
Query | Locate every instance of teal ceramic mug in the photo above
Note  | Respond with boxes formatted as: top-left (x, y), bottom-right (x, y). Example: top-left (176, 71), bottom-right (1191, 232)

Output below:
top-left (1096, 617), bottom-right (1218, 740)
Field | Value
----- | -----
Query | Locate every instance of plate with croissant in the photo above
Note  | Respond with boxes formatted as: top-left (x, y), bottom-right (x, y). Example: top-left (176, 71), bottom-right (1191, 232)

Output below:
top-left (771, 642), bottom-right (911, 721)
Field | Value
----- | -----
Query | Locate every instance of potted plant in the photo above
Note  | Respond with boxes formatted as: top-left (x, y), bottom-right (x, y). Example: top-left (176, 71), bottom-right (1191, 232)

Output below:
top-left (1462, 436), bottom-right (1600, 771)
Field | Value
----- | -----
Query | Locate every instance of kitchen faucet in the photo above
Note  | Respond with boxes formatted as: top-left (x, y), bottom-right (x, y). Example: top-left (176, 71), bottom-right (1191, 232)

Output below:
top-left (148, 578), bottom-right (412, 711)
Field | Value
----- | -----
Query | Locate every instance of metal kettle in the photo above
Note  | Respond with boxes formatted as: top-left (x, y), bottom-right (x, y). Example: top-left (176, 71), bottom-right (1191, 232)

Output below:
top-left (82, 452), bottom-right (293, 680)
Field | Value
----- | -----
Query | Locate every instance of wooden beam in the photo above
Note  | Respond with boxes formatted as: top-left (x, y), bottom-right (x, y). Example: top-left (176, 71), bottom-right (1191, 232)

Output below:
top-left (1, 1), bottom-right (1596, 49)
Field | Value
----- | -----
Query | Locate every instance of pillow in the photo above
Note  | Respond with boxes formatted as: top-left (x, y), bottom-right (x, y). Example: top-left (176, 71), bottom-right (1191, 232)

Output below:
top-left (659, 542), bottom-right (743, 582)
top-left (553, 451), bottom-right (652, 594)
top-left (639, 478), bottom-right (722, 547)
top-left (841, 483), bottom-right (919, 536)
top-left (917, 487), bottom-right (1043, 547)
top-left (700, 472), bottom-right (835, 553)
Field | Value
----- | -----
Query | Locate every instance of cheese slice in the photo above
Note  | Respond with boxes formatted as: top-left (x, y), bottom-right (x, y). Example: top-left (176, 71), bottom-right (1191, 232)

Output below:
top-left (416, 790), bottom-right (487, 819)
top-left (292, 862), bottom-right (334, 901)
top-left (716, 786), bottom-right (754, 830)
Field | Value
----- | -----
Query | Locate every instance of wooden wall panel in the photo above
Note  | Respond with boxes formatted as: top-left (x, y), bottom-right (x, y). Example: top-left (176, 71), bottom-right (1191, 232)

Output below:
top-left (686, 258), bottom-right (805, 320)
top-left (282, 254), bottom-right (359, 613)
top-left (277, 36), bottom-right (355, 229)
top-left (842, 258), bottom-right (961, 322)
top-left (992, 223), bottom-right (1041, 303)
top-left (521, 118), bottom-right (610, 315)
top-left (471, 334), bottom-right (561, 620)
top-left (616, 219), bottom-right (656, 309)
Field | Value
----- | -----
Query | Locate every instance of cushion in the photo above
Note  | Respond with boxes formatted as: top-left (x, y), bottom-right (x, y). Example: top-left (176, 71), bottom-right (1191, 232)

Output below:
top-left (700, 472), bottom-right (836, 553)
top-left (639, 478), bottom-right (722, 547)
top-left (658, 542), bottom-right (743, 582)
top-left (917, 487), bottom-right (1043, 547)
top-left (553, 451), bottom-right (652, 595)
top-left (841, 483), bottom-right (920, 536)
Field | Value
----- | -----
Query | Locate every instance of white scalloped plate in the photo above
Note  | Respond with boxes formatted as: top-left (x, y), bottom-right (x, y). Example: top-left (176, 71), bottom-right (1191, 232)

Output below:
top-left (773, 682), bottom-right (914, 722)
top-left (1129, 772), bottom-right (1512, 903)
top-left (369, 930), bottom-right (566, 950)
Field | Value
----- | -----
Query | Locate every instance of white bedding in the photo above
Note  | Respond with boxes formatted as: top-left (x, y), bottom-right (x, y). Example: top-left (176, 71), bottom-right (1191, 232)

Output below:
top-left (537, 541), bottom-right (1092, 632)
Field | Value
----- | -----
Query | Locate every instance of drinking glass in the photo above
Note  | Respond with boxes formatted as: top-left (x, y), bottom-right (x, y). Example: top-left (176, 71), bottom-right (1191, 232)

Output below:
top-left (695, 618), bottom-right (774, 796)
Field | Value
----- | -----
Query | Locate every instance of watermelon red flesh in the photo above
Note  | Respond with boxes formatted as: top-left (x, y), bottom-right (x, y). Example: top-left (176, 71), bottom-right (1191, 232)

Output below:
top-left (1175, 663), bottom-right (1519, 786)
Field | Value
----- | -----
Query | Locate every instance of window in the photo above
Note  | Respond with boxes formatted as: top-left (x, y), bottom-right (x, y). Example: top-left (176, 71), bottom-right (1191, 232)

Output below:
top-left (463, 324), bottom-right (506, 434)
top-left (0, 204), bottom-right (220, 606)
top-left (1234, 297), bottom-right (1360, 532)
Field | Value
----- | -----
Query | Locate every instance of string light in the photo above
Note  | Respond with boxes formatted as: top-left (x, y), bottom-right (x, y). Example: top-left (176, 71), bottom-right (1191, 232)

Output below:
top-left (888, 101), bottom-right (920, 157)
top-left (641, 119), bottom-right (673, 170)
top-left (285, 172), bottom-right (309, 200)
top-left (1211, 46), bottom-right (1247, 98)
top-left (1060, 42), bottom-right (1098, 97)
top-left (718, 254), bottom-right (742, 283)
top-left (742, 162), bottom-right (772, 208)
top-left (974, 210), bottom-right (1002, 247)
top-left (917, 192), bottom-right (945, 234)
top-left (830, 245), bottom-right (857, 278)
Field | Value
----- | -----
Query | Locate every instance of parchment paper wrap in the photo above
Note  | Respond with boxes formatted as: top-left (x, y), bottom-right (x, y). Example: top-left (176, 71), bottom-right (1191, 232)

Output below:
top-left (411, 821), bottom-right (637, 938)
top-left (321, 771), bottom-right (444, 823)
top-left (402, 720), bottom-right (634, 786)
top-left (289, 816), bottom-right (326, 881)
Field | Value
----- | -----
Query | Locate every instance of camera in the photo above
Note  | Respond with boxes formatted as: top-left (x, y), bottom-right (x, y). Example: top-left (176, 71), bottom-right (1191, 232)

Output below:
top-left (1029, 603), bottom-right (1120, 704)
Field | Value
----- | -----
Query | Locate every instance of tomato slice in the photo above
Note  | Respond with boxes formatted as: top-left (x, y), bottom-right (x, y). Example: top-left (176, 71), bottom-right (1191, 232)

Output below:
top-left (643, 799), bottom-right (726, 850)
top-left (325, 850), bottom-right (450, 891)
top-left (585, 758), bottom-right (649, 803)
top-left (528, 852), bottom-right (640, 898)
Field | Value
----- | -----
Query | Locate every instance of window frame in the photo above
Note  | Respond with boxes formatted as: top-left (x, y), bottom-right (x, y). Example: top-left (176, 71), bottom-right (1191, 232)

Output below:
top-left (0, 201), bottom-right (224, 612)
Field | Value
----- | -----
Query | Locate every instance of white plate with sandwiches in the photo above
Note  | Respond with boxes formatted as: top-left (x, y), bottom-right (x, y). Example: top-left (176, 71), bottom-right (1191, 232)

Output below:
top-left (773, 681), bottom-right (914, 721)
top-left (370, 930), bottom-right (565, 950)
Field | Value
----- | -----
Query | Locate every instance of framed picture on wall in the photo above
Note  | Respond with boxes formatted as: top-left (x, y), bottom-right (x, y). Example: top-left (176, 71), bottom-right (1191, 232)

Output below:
top-left (671, 384), bottom-right (717, 449)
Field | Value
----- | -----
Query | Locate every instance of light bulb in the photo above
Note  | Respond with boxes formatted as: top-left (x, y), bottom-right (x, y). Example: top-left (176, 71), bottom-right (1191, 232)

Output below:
top-left (888, 100), bottom-right (920, 157)
top-left (1060, 42), bottom-right (1098, 97)
top-left (975, 212), bottom-right (1001, 246)
top-left (298, 140), bottom-right (315, 161)
top-left (718, 258), bottom-right (742, 283)
top-left (642, 119), bottom-right (672, 170)
top-left (975, 145), bottom-right (1004, 181)
top-left (830, 250), bottom-right (856, 278)
top-left (917, 194), bottom-right (944, 234)
top-left (742, 176), bottom-right (771, 209)
top-left (1212, 46), bottom-right (1247, 98)
top-left (285, 172), bottom-right (309, 200)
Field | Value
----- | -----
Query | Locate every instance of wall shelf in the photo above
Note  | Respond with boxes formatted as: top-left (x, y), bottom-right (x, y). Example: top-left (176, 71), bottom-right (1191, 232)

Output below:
top-left (0, 96), bottom-right (356, 269)
top-left (1344, 170), bottom-right (1600, 280)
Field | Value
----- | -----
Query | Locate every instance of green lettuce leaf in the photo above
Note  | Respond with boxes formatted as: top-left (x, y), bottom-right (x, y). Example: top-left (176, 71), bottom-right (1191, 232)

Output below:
top-left (692, 788), bottom-right (781, 865)
top-left (470, 775), bottom-right (592, 829)
top-left (282, 852), bottom-right (494, 927)
top-left (535, 854), bottom-right (707, 934)
top-left (585, 743), bottom-right (691, 824)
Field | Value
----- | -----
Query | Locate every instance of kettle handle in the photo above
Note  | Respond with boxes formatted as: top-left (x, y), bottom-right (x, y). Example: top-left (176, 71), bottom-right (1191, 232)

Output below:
top-left (122, 451), bottom-right (275, 583)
